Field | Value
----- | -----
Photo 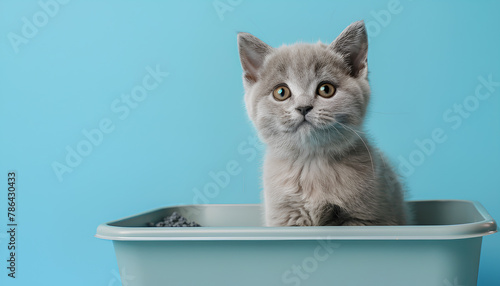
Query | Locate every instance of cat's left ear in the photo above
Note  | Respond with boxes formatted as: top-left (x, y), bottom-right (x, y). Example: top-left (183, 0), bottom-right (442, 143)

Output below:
top-left (238, 32), bottom-right (273, 85)
top-left (329, 21), bottom-right (368, 78)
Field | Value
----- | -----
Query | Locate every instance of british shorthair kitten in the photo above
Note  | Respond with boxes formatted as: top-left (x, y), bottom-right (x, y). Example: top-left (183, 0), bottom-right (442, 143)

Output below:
top-left (237, 21), bottom-right (409, 226)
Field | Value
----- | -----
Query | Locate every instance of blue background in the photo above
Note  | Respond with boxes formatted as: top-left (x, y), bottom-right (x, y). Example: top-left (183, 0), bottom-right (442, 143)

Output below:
top-left (0, 0), bottom-right (499, 285)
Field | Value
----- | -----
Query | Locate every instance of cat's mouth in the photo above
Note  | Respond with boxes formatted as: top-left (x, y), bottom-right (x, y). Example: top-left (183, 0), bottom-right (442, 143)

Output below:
top-left (299, 118), bottom-right (310, 125)
top-left (282, 118), bottom-right (315, 134)
top-left (294, 118), bottom-right (312, 131)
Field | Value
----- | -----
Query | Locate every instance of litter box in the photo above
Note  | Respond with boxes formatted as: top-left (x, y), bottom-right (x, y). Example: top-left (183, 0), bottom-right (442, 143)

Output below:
top-left (95, 200), bottom-right (497, 286)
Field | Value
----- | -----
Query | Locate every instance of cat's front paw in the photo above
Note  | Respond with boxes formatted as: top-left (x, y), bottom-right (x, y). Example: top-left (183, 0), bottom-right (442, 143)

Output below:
top-left (285, 212), bottom-right (313, 226)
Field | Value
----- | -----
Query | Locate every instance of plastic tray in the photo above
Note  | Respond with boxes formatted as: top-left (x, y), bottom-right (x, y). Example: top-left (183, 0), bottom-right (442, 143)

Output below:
top-left (96, 200), bottom-right (497, 286)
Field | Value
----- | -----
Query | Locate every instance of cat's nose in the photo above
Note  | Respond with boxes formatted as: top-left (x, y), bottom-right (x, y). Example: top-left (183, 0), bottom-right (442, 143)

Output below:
top-left (296, 106), bottom-right (313, 116)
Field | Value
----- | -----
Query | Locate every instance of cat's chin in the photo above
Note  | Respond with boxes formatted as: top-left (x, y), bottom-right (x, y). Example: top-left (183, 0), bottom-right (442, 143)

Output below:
top-left (282, 120), bottom-right (312, 134)
top-left (300, 124), bottom-right (355, 147)
top-left (296, 120), bottom-right (312, 130)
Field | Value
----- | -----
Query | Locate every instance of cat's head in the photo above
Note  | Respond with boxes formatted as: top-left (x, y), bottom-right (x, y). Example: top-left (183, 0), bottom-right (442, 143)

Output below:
top-left (238, 21), bottom-right (370, 154)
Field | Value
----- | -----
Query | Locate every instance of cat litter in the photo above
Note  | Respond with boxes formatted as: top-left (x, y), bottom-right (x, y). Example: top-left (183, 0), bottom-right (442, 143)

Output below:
top-left (146, 212), bottom-right (201, 227)
top-left (96, 200), bottom-right (497, 286)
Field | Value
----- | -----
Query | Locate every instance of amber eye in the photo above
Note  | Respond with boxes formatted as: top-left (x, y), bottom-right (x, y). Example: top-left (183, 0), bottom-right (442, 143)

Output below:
top-left (317, 83), bottom-right (336, 98)
top-left (272, 85), bottom-right (291, 101)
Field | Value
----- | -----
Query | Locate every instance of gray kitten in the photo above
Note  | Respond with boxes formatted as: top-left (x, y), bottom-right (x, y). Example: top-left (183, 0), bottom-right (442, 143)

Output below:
top-left (237, 21), bottom-right (409, 226)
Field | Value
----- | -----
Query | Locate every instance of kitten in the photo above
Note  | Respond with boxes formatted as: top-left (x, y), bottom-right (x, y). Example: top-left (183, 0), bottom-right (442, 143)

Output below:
top-left (237, 21), bottom-right (409, 226)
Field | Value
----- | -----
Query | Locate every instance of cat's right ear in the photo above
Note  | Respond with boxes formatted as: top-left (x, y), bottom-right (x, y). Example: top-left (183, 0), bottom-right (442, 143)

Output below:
top-left (237, 33), bottom-right (272, 85)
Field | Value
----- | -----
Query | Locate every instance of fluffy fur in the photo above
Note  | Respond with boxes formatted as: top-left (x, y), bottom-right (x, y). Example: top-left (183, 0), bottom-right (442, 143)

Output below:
top-left (238, 21), bottom-right (408, 226)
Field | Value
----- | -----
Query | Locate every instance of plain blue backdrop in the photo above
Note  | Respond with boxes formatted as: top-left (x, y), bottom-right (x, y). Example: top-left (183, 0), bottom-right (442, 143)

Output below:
top-left (0, 0), bottom-right (499, 285)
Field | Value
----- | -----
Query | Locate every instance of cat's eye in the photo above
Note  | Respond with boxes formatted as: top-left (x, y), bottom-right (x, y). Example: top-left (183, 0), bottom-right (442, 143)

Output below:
top-left (317, 83), bottom-right (336, 98)
top-left (273, 85), bottom-right (291, 101)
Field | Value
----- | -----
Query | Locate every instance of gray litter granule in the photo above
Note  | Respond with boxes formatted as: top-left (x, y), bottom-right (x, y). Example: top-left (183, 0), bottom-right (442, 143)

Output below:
top-left (147, 212), bottom-right (201, 227)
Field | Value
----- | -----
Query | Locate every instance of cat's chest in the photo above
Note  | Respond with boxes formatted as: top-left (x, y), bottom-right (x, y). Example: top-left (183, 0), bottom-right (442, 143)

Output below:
top-left (264, 155), bottom-right (358, 202)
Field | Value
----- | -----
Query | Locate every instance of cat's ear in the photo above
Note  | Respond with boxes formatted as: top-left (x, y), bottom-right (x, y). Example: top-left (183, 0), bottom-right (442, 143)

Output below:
top-left (329, 21), bottom-right (368, 78)
top-left (238, 32), bottom-right (273, 85)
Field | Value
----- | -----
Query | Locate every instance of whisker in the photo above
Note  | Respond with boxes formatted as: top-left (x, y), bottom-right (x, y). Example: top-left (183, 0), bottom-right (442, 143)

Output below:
top-left (337, 122), bottom-right (375, 178)
top-left (331, 124), bottom-right (356, 152)
top-left (371, 111), bottom-right (409, 115)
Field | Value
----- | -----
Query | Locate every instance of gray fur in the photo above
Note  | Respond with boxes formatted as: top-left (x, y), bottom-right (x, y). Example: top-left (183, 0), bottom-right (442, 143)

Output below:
top-left (238, 21), bottom-right (409, 226)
